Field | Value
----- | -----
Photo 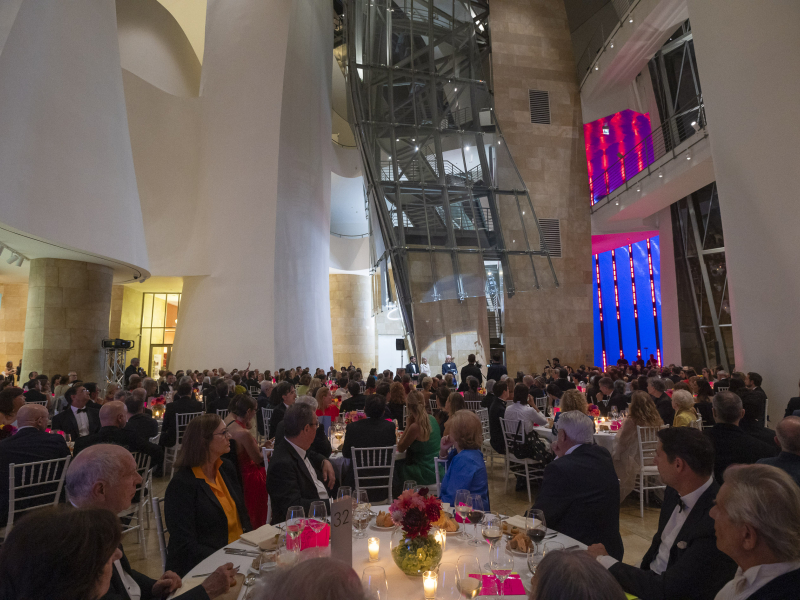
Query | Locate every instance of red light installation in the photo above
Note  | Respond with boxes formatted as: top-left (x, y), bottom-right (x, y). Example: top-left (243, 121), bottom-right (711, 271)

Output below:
top-left (595, 254), bottom-right (608, 371)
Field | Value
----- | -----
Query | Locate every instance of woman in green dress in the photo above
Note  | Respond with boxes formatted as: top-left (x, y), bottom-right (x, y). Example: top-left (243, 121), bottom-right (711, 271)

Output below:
top-left (397, 391), bottom-right (441, 485)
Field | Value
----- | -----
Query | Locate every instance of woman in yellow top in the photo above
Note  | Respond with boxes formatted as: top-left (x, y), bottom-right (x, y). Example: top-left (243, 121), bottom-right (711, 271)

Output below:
top-left (671, 390), bottom-right (698, 427)
top-left (164, 414), bottom-right (252, 576)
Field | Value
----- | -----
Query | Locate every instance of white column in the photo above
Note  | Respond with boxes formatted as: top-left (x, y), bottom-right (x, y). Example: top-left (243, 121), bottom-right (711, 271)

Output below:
top-left (687, 0), bottom-right (800, 421)
top-left (657, 208), bottom-right (681, 365)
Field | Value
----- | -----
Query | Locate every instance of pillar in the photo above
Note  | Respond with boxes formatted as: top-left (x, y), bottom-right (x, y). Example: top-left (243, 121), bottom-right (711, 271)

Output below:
top-left (687, 0), bottom-right (800, 422)
top-left (329, 274), bottom-right (375, 369)
top-left (22, 259), bottom-right (113, 385)
top-left (0, 283), bottom-right (28, 367)
top-left (657, 208), bottom-right (681, 365)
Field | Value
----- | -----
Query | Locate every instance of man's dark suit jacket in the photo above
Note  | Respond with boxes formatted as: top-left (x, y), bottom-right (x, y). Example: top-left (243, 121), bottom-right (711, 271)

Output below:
top-left (784, 396), bottom-right (800, 418)
top-left (266, 440), bottom-right (330, 526)
top-left (460, 364), bottom-right (483, 386)
top-left (74, 426), bottom-right (164, 466)
top-left (125, 413), bottom-right (159, 441)
top-left (488, 398), bottom-right (507, 455)
top-left (705, 423), bottom-right (778, 484)
top-left (653, 395), bottom-right (675, 426)
top-left (599, 391), bottom-right (629, 416)
top-left (159, 396), bottom-right (204, 448)
top-left (757, 451), bottom-right (800, 486)
top-left (269, 402), bottom-right (288, 438)
top-left (442, 362), bottom-right (458, 382)
top-left (100, 544), bottom-right (209, 600)
top-left (205, 394), bottom-right (230, 415)
top-left (23, 388), bottom-right (48, 404)
top-left (532, 444), bottom-right (624, 560)
top-left (740, 420), bottom-right (778, 449)
top-left (554, 377), bottom-right (576, 392)
top-left (51, 406), bottom-right (100, 439)
top-left (157, 381), bottom-right (175, 396)
top-left (341, 417), bottom-right (397, 502)
top-left (273, 422), bottom-right (332, 458)
top-left (486, 363), bottom-right (508, 383)
top-left (608, 482), bottom-right (736, 600)
top-left (0, 427), bottom-right (71, 526)
top-left (740, 567), bottom-right (800, 600)
top-left (340, 394), bottom-right (368, 413)
top-left (405, 362), bottom-right (419, 380)
top-left (164, 460), bottom-right (251, 577)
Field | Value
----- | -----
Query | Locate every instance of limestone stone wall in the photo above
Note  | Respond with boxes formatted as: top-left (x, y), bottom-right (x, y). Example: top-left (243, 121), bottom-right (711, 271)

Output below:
top-left (491, 0), bottom-right (593, 373)
top-left (0, 283), bottom-right (28, 367)
top-left (22, 258), bottom-right (114, 384)
top-left (330, 274), bottom-right (375, 370)
top-left (108, 284), bottom-right (144, 362)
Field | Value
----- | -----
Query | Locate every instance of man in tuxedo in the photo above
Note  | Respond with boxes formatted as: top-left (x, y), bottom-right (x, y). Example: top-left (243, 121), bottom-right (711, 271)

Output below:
top-left (266, 403), bottom-right (337, 522)
top-left (715, 370), bottom-right (732, 390)
top-left (274, 397), bottom-right (332, 458)
top-left (159, 381), bottom-right (204, 448)
top-left (588, 426), bottom-right (736, 600)
top-left (204, 380), bottom-right (230, 415)
top-left (340, 381), bottom-right (368, 413)
top-left (486, 353), bottom-right (508, 384)
top-left (83, 382), bottom-right (103, 410)
top-left (531, 411), bottom-right (624, 560)
top-left (158, 372), bottom-right (177, 396)
top-left (405, 356), bottom-right (419, 382)
top-left (124, 358), bottom-right (145, 386)
top-left (460, 354), bottom-right (483, 387)
top-left (23, 374), bottom-right (50, 406)
top-left (21, 370), bottom-right (38, 391)
top-left (648, 377), bottom-right (674, 426)
top-left (595, 377), bottom-right (628, 416)
top-left (711, 464), bottom-right (800, 600)
top-left (52, 384), bottom-right (100, 439)
top-left (269, 381), bottom-right (297, 438)
top-left (554, 368), bottom-right (576, 392)
top-left (757, 416), bottom-right (800, 486)
top-left (442, 355), bottom-right (458, 384)
top-left (73, 401), bottom-right (163, 467)
top-left (741, 371), bottom-right (768, 425)
top-left (123, 394), bottom-right (159, 441)
top-left (0, 404), bottom-right (70, 527)
top-left (67, 444), bottom-right (236, 600)
top-left (706, 392), bottom-right (777, 484)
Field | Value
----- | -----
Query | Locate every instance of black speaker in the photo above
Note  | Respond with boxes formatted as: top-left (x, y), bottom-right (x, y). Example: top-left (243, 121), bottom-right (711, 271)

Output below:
top-left (102, 339), bottom-right (135, 350)
top-left (395, 339), bottom-right (405, 351)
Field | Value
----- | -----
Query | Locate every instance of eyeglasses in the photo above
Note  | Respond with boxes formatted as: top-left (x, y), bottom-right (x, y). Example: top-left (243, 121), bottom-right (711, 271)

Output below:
top-left (213, 429), bottom-right (231, 438)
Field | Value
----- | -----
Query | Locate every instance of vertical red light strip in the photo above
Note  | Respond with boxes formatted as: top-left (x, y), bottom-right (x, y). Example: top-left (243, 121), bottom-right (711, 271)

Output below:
top-left (646, 239), bottom-right (662, 367)
top-left (611, 249), bottom-right (624, 359)
top-left (628, 244), bottom-right (642, 358)
top-left (595, 254), bottom-right (608, 371)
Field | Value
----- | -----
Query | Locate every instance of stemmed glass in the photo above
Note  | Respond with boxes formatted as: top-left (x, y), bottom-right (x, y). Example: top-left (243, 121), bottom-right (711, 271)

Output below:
top-left (285, 506), bottom-right (305, 551)
top-left (362, 566), bottom-right (389, 600)
top-left (337, 486), bottom-right (352, 502)
top-left (466, 494), bottom-right (484, 547)
top-left (527, 509), bottom-right (547, 555)
top-left (489, 539), bottom-right (514, 598)
top-left (308, 501), bottom-right (327, 552)
top-left (403, 480), bottom-right (417, 493)
top-left (435, 562), bottom-right (461, 600)
top-left (610, 406), bottom-right (619, 420)
top-left (456, 556), bottom-right (482, 599)
top-left (355, 489), bottom-right (370, 511)
top-left (454, 489), bottom-right (471, 538)
top-left (528, 541), bottom-right (564, 576)
top-left (481, 513), bottom-right (502, 547)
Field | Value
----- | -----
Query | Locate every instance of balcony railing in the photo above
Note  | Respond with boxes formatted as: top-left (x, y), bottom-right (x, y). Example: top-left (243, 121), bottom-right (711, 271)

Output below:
top-left (575, 0), bottom-right (641, 85)
top-left (590, 98), bottom-right (706, 205)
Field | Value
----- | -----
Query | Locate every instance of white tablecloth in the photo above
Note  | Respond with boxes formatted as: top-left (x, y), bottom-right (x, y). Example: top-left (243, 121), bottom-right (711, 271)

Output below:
top-left (533, 427), bottom-right (618, 453)
top-left (178, 504), bottom-right (586, 599)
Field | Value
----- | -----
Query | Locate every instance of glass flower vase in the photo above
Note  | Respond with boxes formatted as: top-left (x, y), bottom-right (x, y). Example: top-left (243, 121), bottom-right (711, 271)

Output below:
top-left (390, 529), bottom-right (443, 576)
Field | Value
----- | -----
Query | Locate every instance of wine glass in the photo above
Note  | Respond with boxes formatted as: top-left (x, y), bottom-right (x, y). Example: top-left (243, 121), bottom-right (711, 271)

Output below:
top-left (403, 480), bottom-right (417, 493)
top-left (337, 486), bottom-right (352, 502)
top-left (456, 556), bottom-right (482, 599)
top-left (489, 539), bottom-right (514, 598)
top-left (355, 489), bottom-right (370, 511)
top-left (529, 541), bottom-right (564, 576)
top-left (610, 406), bottom-right (619, 420)
top-left (285, 506), bottom-right (305, 550)
top-left (276, 534), bottom-right (299, 567)
top-left (454, 489), bottom-right (471, 538)
top-left (481, 513), bottom-right (502, 547)
top-left (527, 509), bottom-right (547, 555)
top-left (352, 504), bottom-right (370, 539)
top-left (308, 501), bottom-right (327, 551)
top-left (466, 494), bottom-right (484, 547)
top-left (362, 566), bottom-right (388, 600)
top-left (436, 562), bottom-right (461, 600)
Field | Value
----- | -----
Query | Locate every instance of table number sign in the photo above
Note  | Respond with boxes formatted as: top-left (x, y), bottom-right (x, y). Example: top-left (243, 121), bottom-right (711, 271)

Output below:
top-left (329, 496), bottom-right (353, 566)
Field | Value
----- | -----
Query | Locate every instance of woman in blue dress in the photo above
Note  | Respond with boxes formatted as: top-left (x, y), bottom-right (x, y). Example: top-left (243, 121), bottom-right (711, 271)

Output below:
top-left (439, 409), bottom-right (489, 510)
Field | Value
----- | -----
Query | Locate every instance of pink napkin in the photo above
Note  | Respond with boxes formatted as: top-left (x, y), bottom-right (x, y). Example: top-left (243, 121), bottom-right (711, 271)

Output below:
top-left (469, 573), bottom-right (526, 596)
top-left (286, 521), bottom-right (330, 550)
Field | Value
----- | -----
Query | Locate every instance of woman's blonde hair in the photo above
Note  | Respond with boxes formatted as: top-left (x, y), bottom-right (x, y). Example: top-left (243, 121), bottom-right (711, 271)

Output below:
top-left (628, 391), bottom-right (663, 427)
top-left (421, 377), bottom-right (432, 391)
top-left (315, 386), bottom-right (331, 403)
top-left (447, 392), bottom-right (466, 415)
top-left (672, 389), bottom-right (695, 411)
top-left (449, 410), bottom-right (483, 450)
top-left (406, 391), bottom-right (431, 440)
top-left (388, 382), bottom-right (406, 405)
top-left (142, 377), bottom-right (158, 398)
top-left (560, 389), bottom-right (588, 414)
top-left (307, 378), bottom-right (324, 400)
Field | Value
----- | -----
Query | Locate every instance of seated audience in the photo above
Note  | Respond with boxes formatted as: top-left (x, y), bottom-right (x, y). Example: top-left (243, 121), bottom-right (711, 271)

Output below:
top-left (439, 410), bottom-right (489, 509)
top-left (0, 506), bottom-right (123, 600)
top-left (266, 403), bottom-right (336, 523)
top-left (706, 392), bottom-right (777, 484)
top-left (441, 392), bottom-right (466, 437)
top-left (544, 383), bottom-right (563, 416)
top-left (672, 390), bottom-right (698, 427)
top-left (23, 374), bottom-right (51, 408)
top-left (341, 395), bottom-right (397, 502)
top-left (124, 393), bottom-right (159, 440)
top-left (0, 386), bottom-right (25, 441)
top-left (488, 380), bottom-right (510, 456)
top-left (504, 382), bottom-right (548, 432)
top-left (204, 380), bottom-right (230, 415)
top-left (462, 375), bottom-right (485, 407)
top-left (227, 394), bottom-right (270, 528)
top-left (73, 401), bottom-right (164, 467)
top-left (784, 378), bottom-right (800, 417)
top-left (554, 367), bottom-right (576, 392)
top-left (159, 379), bottom-right (204, 449)
top-left (694, 379), bottom-right (715, 426)
top-left (533, 411), bottom-right (624, 560)
top-left (613, 391), bottom-right (664, 502)
top-left (648, 378), bottom-right (674, 426)
top-left (481, 378), bottom-right (496, 409)
top-left (255, 380), bottom-right (273, 437)
top-left (757, 416), bottom-right (800, 486)
top-left (398, 391), bottom-right (441, 486)
top-left (52, 384), bottom-right (101, 439)
top-left (158, 372), bottom-right (177, 396)
top-left (532, 549), bottom-right (627, 600)
top-left (268, 381), bottom-right (297, 436)
top-left (740, 395), bottom-right (778, 448)
top-left (256, 557), bottom-right (365, 600)
top-left (164, 414), bottom-right (252, 576)
top-left (711, 464), bottom-right (800, 599)
top-left (340, 380), bottom-right (368, 413)
top-left (0, 403), bottom-right (70, 527)
top-left (386, 381), bottom-right (406, 424)
top-left (589, 427), bottom-right (736, 600)
top-left (274, 396), bottom-right (332, 458)
top-left (595, 377), bottom-right (629, 416)
top-left (552, 389), bottom-right (592, 436)
top-left (83, 382), bottom-right (103, 410)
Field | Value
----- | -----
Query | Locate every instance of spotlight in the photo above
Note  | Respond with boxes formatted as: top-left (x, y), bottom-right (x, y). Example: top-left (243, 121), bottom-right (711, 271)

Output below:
top-left (415, 146), bottom-right (419, 151)
top-left (609, 40), bottom-right (615, 49)
top-left (594, 65), bottom-right (599, 71)
top-left (629, 16), bottom-right (633, 23)
top-left (615, 201), bottom-right (619, 206)
top-left (522, 211), bottom-right (525, 215)
top-left (7, 253), bottom-right (18, 264)
top-left (658, 170), bottom-right (663, 178)
top-left (690, 121), bottom-right (700, 132)
top-left (396, 138), bottom-right (399, 142)
top-left (387, 155), bottom-right (391, 159)
top-left (454, 87), bottom-right (458, 91)
top-left (465, 145), bottom-right (470, 150)
top-left (686, 153), bottom-right (691, 160)
top-left (15, 255), bottom-right (23, 267)
top-left (636, 186), bottom-right (641, 192)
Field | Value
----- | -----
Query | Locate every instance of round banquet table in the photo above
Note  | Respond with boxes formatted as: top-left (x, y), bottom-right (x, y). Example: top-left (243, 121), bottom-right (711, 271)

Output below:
top-left (175, 505), bottom-right (586, 599)
top-left (532, 426), bottom-right (618, 454)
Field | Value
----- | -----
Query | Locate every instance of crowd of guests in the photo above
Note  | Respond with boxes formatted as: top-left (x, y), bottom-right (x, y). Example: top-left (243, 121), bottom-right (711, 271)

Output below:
top-left (2, 354), bottom-right (800, 599)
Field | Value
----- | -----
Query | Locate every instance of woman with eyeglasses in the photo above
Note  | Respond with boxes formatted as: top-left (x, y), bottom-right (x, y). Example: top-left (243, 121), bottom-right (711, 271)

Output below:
top-left (164, 414), bottom-right (252, 576)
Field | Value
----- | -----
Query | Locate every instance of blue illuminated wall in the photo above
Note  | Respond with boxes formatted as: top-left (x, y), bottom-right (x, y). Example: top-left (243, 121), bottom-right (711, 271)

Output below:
top-left (592, 236), bottom-right (663, 369)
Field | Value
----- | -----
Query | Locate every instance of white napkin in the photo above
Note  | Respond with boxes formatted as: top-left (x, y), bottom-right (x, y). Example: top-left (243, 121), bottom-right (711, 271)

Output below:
top-left (238, 523), bottom-right (282, 547)
top-left (505, 515), bottom-right (541, 529)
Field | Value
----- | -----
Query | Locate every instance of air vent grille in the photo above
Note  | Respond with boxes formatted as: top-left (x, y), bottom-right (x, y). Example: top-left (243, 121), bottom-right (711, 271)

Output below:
top-left (539, 218), bottom-right (561, 257)
top-left (529, 89), bottom-right (551, 125)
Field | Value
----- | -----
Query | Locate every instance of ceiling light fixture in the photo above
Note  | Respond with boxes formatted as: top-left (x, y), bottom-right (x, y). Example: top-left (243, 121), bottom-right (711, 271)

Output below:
top-left (609, 40), bottom-right (615, 49)
top-left (15, 255), bottom-right (23, 267)
top-left (629, 16), bottom-right (634, 23)
top-left (686, 153), bottom-right (691, 160)
top-left (615, 200), bottom-right (619, 206)
top-left (658, 170), bottom-right (663, 178)
top-left (636, 186), bottom-right (641, 192)
top-left (594, 65), bottom-right (599, 71)
top-left (415, 146), bottom-right (419, 151)
top-left (7, 253), bottom-right (18, 265)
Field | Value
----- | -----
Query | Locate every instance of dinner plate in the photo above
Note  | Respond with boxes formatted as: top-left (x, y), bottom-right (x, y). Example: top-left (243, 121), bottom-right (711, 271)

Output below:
top-left (369, 522), bottom-right (397, 531)
top-left (442, 522), bottom-right (461, 535)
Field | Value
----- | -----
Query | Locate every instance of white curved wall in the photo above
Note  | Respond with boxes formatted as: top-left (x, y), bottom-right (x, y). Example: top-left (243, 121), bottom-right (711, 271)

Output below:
top-left (0, 0), bottom-right (148, 271)
top-left (116, 0), bottom-right (201, 97)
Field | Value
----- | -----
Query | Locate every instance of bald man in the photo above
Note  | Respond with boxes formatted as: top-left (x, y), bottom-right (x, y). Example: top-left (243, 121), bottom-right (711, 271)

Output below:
top-left (0, 403), bottom-right (70, 526)
top-left (67, 445), bottom-right (236, 600)
top-left (757, 416), bottom-right (800, 486)
top-left (73, 401), bottom-right (163, 467)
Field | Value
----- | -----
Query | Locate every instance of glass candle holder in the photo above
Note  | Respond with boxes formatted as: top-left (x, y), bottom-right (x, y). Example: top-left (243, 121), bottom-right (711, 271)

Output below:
top-left (434, 527), bottom-right (446, 552)
top-left (368, 537), bottom-right (380, 562)
top-left (423, 570), bottom-right (438, 599)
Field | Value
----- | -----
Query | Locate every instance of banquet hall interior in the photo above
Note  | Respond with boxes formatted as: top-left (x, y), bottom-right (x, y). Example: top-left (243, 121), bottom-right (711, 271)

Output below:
top-left (1, 1), bottom-right (800, 599)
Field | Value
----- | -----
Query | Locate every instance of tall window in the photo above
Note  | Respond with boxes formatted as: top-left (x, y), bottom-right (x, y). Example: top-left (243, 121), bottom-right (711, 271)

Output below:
top-left (140, 293), bottom-right (180, 377)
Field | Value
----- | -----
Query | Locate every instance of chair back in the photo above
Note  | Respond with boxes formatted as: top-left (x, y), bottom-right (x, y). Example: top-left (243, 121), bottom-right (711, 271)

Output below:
top-left (715, 386), bottom-right (729, 392)
top-left (151, 496), bottom-right (168, 572)
top-left (429, 398), bottom-right (438, 413)
top-left (216, 408), bottom-right (229, 420)
top-left (465, 400), bottom-right (482, 412)
top-left (7, 455), bottom-right (71, 532)
top-left (25, 400), bottom-right (48, 407)
top-left (535, 394), bottom-right (547, 412)
top-left (262, 407), bottom-right (273, 438)
top-left (262, 447), bottom-right (274, 525)
top-left (636, 425), bottom-right (662, 468)
top-left (499, 417), bottom-right (525, 453)
top-left (402, 405), bottom-right (407, 428)
top-left (476, 408), bottom-right (490, 441)
top-left (176, 411), bottom-right (202, 446)
top-left (433, 457), bottom-right (448, 497)
top-left (689, 417), bottom-right (704, 431)
top-left (250, 386), bottom-right (259, 395)
top-left (122, 453), bottom-right (152, 544)
top-left (352, 446), bottom-right (396, 504)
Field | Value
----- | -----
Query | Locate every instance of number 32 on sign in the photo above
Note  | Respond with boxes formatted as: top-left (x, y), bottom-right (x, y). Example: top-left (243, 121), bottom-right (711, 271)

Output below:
top-left (330, 496), bottom-right (352, 566)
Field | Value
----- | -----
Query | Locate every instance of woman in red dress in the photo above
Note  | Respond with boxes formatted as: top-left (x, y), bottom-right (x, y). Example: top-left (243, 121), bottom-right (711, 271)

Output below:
top-left (227, 394), bottom-right (271, 528)
top-left (315, 387), bottom-right (340, 420)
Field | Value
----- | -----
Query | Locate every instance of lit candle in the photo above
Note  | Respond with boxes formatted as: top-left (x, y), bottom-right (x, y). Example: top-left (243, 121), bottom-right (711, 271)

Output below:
top-left (434, 527), bottom-right (446, 552)
top-left (423, 570), bottom-right (437, 599)
top-left (368, 537), bottom-right (380, 562)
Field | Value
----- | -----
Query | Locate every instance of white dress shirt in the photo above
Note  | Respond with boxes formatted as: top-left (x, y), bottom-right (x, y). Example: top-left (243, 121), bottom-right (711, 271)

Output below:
top-left (286, 438), bottom-right (329, 500)
top-left (113, 560), bottom-right (141, 600)
top-left (505, 402), bottom-right (548, 433)
top-left (70, 404), bottom-right (90, 437)
top-left (714, 561), bottom-right (800, 600)
top-left (598, 477), bottom-right (714, 572)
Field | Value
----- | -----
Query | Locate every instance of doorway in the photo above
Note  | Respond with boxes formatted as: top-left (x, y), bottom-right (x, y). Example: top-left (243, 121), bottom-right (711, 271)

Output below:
top-left (149, 345), bottom-right (172, 379)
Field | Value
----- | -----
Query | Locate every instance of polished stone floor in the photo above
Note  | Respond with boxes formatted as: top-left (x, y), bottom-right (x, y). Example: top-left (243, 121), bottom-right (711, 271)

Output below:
top-left (128, 458), bottom-right (661, 578)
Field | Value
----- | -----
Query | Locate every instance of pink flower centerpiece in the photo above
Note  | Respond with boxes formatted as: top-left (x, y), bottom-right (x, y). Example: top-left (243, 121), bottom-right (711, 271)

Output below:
top-left (389, 488), bottom-right (444, 576)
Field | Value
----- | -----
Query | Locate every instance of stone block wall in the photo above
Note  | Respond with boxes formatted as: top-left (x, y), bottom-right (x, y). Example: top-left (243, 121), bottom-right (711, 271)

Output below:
top-left (330, 273), bottom-right (375, 370)
top-left (0, 283), bottom-right (28, 367)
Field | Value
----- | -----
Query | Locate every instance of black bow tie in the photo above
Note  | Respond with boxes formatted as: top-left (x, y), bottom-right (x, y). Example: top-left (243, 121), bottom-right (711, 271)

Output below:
top-left (76, 408), bottom-right (87, 414)
top-left (677, 498), bottom-right (687, 513)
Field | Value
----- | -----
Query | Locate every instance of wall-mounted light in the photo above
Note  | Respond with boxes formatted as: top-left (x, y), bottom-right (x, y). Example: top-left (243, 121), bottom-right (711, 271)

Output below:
top-left (7, 253), bottom-right (18, 264)
top-left (690, 121), bottom-right (700, 132)
top-left (594, 64), bottom-right (599, 71)
top-left (686, 153), bottom-right (691, 160)
top-left (609, 40), bottom-right (615, 49)
top-left (629, 16), bottom-right (634, 23)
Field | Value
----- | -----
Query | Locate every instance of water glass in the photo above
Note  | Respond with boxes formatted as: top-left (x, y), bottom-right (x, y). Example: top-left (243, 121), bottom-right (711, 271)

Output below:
top-left (285, 506), bottom-right (305, 546)
top-left (403, 480), bottom-right (417, 493)
top-left (435, 562), bottom-right (461, 600)
top-left (353, 506), bottom-right (370, 539)
top-left (362, 566), bottom-right (389, 600)
top-left (308, 501), bottom-right (327, 548)
top-left (337, 486), bottom-right (352, 502)
top-left (489, 539), bottom-right (514, 598)
top-left (466, 494), bottom-right (484, 547)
